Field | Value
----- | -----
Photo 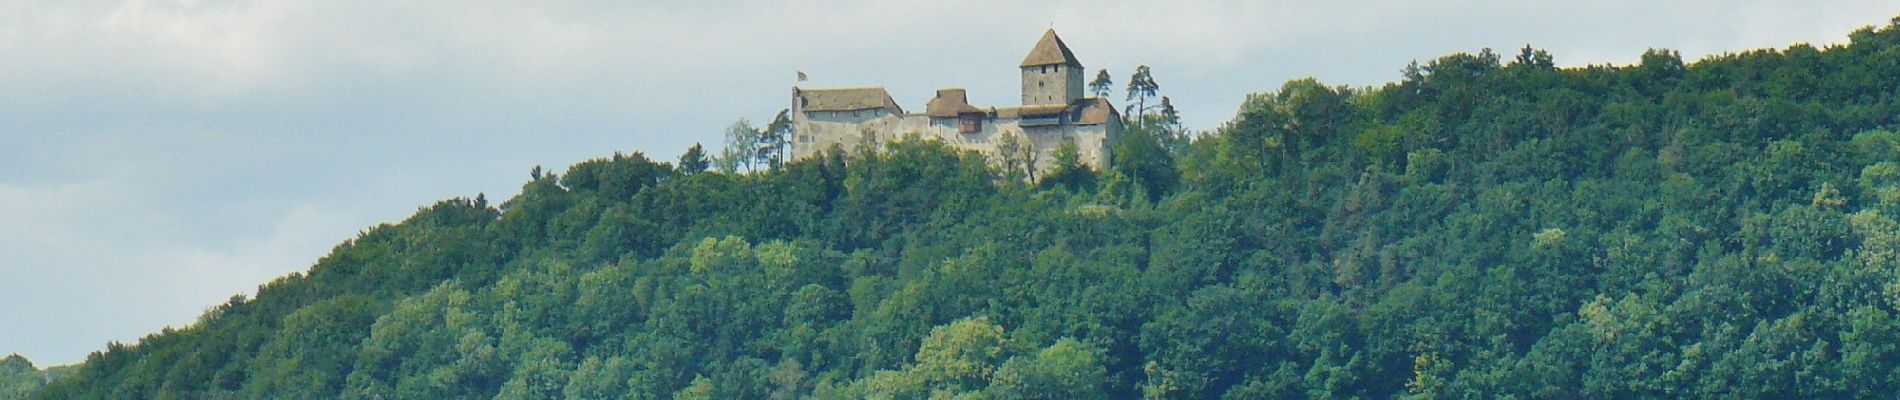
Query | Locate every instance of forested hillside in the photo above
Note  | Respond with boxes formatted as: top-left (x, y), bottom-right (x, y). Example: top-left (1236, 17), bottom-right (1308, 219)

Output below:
top-left (3, 354), bottom-right (74, 399)
top-left (2, 355), bottom-right (45, 399)
top-left (23, 18), bottom-right (1900, 399)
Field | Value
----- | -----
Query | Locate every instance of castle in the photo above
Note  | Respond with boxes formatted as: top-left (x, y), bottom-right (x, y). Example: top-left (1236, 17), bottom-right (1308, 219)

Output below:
top-left (787, 30), bottom-right (1121, 175)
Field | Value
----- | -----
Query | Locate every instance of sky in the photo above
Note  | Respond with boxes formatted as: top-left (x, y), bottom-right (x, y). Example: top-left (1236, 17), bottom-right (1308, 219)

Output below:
top-left (1, 0), bottom-right (1894, 366)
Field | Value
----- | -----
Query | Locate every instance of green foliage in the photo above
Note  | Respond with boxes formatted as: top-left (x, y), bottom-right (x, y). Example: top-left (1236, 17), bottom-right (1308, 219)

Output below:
top-left (1111, 122), bottom-right (1179, 203)
top-left (717, 118), bottom-right (762, 173)
top-left (762, 109), bottom-right (795, 168)
top-left (990, 338), bottom-right (1108, 399)
top-left (1041, 142), bottom-right (1097, 192)
top-left (678, 143), bottom-right (710, 175)
top-left (1, 354), bottom-right (48, 400)
top-left (833, 316), bottom-right (1109, 399)
top-left (1090, 68), bottom-right (1114, 98)
top-left (1126, 64), bottom-right (1160, 117)
top-left (26, 17), bottom-right (1900, 400)
top-left (994, 129), bottom-right (1037, 183)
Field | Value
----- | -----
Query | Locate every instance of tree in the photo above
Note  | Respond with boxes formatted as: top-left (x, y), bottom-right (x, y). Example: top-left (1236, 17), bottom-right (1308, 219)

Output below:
top-left (1125, 65), bottom-right (1160, 118)
top-left (912, 316), bottom-right (1008, 390)
top-left (1512, 44), bottom-right (1554, 69)
top-left (673, 376), bottom-right (716, 400)
top-left (1159, 96), bottom-right (1181, 127)
top-left (1089, 69), bottom-right (1114, 98)
top-left (1040, 142), bottom-right (1096, 192)
top-left (679, 143), bottom-right (710, 175)
top-left (760, 110), bottom-right (794, 169)
top-left (1, 354), bottom-right (44, 399)
top-left (988, 339), bottom-right (1108, 399)
top-left (718, 119), bottom-right (762, 173)
top-left (563, 357), bottom-right (637, 399)
top-left (845, 316), bottom-right (1009, 398)
top-left (1111, 123), bottom-right (1177, 203)
top-left (1636, 48), bottom-right (1685, 97)
top-left (994, 130), bottom-right (1037, 183)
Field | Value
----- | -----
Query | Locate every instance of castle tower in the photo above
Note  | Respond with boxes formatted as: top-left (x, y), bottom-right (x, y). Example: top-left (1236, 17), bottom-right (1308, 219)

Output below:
top-left (1020, 29), bottom-right (1084, 106)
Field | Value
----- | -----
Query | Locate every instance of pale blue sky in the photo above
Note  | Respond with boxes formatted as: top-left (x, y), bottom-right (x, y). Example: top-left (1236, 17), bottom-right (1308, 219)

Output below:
top-left (1, 0), bottom-right (1893, 365)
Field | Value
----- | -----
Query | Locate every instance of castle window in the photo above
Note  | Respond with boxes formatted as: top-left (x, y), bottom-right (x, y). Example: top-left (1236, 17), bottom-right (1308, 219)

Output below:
top-left (959, 114), bottom-right (982, 134)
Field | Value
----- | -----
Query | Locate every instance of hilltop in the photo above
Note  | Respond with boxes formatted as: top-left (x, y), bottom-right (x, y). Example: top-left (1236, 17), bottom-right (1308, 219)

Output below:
top-left (21, 17), bottom-right (1900, 399)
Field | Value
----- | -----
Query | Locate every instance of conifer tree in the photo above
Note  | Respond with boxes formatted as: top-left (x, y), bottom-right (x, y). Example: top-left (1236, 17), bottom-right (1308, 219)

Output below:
top-left (679, 143), bottom-right (710, 175)
top-left (1089, 69), bottom-right (1114, 98)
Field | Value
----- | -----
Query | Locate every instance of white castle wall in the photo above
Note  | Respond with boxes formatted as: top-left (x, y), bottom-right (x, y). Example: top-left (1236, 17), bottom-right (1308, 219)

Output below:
top-left (789, 110), bottom-right (1116, 177)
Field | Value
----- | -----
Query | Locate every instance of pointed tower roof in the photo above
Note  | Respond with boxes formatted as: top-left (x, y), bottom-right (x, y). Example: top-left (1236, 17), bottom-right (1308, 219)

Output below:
top-left (1019, 29), bottom-right (1082, 68)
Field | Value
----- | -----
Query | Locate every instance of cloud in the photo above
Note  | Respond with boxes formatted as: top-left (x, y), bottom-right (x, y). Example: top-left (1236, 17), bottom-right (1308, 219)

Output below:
top-left (0, 158), bottom-right (361, 365)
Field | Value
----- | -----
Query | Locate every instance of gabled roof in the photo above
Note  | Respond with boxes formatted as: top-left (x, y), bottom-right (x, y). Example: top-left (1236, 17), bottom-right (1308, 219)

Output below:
top-left (925, 88), bottom-right (986, 117)
top-left (1019, 29), bottom-right (1082, 68)
top-left (993, 104), bottom-right (1067, 119)
top-left (992, 98), bottom-right (1118, 125)
top-left (796, 87), bottom-right (902, 113)
top-left (1073, 97), bottom-right (1119, 125)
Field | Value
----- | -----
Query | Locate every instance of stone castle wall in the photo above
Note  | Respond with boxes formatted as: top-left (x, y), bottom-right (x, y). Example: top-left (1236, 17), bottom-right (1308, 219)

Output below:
top-left (789, 112), bottom-right (1115, 176)
top-left (1019, 64), bottom-right (1085, 106)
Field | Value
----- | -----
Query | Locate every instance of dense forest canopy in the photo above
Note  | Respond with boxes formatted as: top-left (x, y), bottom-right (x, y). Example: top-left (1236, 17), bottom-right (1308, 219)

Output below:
top-left (2, 354), bottom-right (74, 398)
top-left (16, 17), bottom-right (1900, 399)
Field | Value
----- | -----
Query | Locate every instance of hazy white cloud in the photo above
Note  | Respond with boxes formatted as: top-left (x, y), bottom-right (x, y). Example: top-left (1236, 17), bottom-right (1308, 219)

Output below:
top-left (0, 0), bottom-right (1893, 365)
top-left (0, 200), bottom-right (353, 367)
